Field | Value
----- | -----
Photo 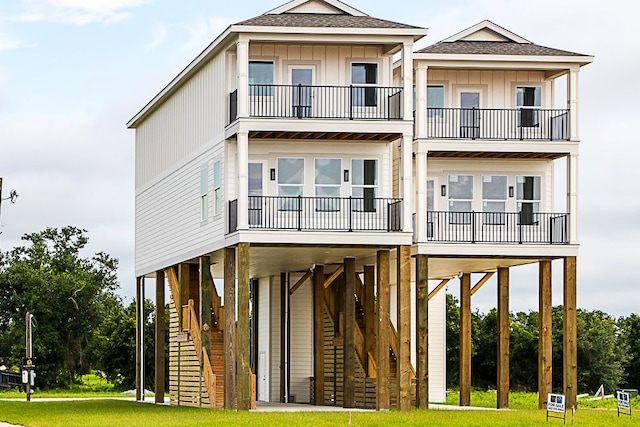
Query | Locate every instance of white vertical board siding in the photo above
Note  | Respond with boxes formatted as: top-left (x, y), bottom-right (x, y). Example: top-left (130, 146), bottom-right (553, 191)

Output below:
top-left (428, 280), bottom-right (447, 403)
top-left (257, 276), bottom-right (271, 402)
top-left (135, 53), bottom-right (226, 188)
top-left (135, 144), bottom-right (225, 275)
top-left (269, 275), bottom-right (281, 402)
top-left (289, 274), bottom-right (313, 403)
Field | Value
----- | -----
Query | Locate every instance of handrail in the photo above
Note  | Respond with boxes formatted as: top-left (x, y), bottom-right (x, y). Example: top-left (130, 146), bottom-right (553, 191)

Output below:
top-left (389, 319), bottom-right (416, 378)
top-left (165, 267), bottom-right (180, 306)
top-left (202, 347), bottom-right (217, 408)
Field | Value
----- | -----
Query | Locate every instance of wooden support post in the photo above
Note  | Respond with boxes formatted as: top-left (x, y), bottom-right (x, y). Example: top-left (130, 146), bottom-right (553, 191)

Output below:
top-left (415, 254), bottom-right (429, 408)
top-left (397, 246), bottom-right (411, 411)
top-left (237, 242), bottom-right (251, 411)
top-left (343, 257), bottom-right (356, 408)
top-left (497, 267), bottom-right (509, 409)
top-left (459, 273), bottom-right (471, 406)
top-left (313, 265), bottom-right (325, 405)
top-left (179, 263), bottom-right (190, 321)
top-left (135, 276), bottom-right (144, 401)
top-left (200, 257), bottom-right (212, 363)
top-left (538, 260), bottom-right (552, 410)
top-left (224, 247), bottom-right (237, 410)
top-left (376, 250), bottom-right (390, 410)
top-left (563, 256), bottom-right (577, 409)
top-left (155, 270), bottom-right (166, 404)
top-left (364, 265), bottom-right (376, 377)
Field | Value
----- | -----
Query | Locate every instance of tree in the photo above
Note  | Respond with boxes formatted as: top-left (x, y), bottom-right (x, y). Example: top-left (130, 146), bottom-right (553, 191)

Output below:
top-left (0, 226), bottom-right (121, 388)
top-left (619, 314), bottom-right (640, 388)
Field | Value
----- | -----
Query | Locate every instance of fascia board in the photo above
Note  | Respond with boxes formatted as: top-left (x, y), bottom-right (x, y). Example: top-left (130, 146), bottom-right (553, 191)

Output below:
top-left (443, 20), bottom-right (531, 44)
top-left (413, 53), bottom-right (594, 67)
top-left (231, 24), bottom-right (427, 40)
top-left (266, 0), bottom-right (368, 16)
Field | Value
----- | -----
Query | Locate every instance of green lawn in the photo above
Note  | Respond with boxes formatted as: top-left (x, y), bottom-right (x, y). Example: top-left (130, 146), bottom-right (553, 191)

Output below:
top-left (0, 399), bottom-right (636, 427)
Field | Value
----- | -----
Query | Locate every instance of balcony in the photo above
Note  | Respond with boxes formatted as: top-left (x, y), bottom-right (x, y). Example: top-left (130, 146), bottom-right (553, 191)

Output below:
top-left (425, 108), bottom-right (569, 141)
top-left (229, 85), bottom-right (403, 123)
top-left (228, 196), bottom-right (403, 233)
top-left (425, 211), bottom-right (568, 244)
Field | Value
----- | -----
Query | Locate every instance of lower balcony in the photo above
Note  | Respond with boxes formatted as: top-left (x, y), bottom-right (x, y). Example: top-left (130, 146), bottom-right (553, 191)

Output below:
top-left (228, 196), bottom-right (402, 233)
top-left (424, 211), bottom-right (569, 244)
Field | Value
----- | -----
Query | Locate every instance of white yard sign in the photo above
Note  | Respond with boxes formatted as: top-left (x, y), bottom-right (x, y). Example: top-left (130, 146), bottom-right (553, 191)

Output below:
top-left (617, 391), bottom-right (631, 410)
top-left (547, 393), bottom-right (566, 413)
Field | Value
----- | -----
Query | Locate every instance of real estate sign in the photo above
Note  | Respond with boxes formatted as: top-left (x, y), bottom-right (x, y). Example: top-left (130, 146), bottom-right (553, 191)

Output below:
top-left (547, 393), bottom-right (566, 413)
top-left (617, 391), bottom-right (631, 410)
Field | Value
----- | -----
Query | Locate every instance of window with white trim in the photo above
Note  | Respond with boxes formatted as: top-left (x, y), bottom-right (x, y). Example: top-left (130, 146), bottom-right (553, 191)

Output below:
top-left (351, 63), bottom-right (378, 107)
top-left (213, 160), bottom-right (221, 215)
top-left (351, 159), bottom-right (377, 212)
top-left (448, 174), bottom-right (473, 224)
top-left (315, 158), bottom-right (341, 212)
top-left (427, 85), bottom-right (444, 118)
top-left (249, 61), bottom-right (274, 96)
top-left (200, 167), bottom-right (208, 221)
top-left (482, 175), bottom-right (507, 225)
top-left (517, 175), bottom-right (541, 225)
top-left (516, 86), bottom-right (541, 127)
top-left (277, 158), bottom-right (304, 211)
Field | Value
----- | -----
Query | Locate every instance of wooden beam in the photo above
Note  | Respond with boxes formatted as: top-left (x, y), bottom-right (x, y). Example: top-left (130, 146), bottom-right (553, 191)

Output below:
top-left (343, 257), bottom-right (356, 408)
top-left (415, 254), bottom-right (428, 408)
top-left (237, 243), bottom-right (251, 411)
top-left (497, 267), bottom-right (509, 409)
top-left (470, 272), bottom-right (494, 296)
top-left (155, 270), bottom-right (166, 404)
top-left (223, 247), bottom-right (237, 410)
top-left (538, 260), bottom-right (552, 410)
top-left (290, 270), bottom-right (312, 295)
top-left (324, 264), bottom-right (344, 288)
top-left (428, 279), bottom-right (449, 301)
top-left (397, 246), bottom-right (411, 411)
top-left (178, 263), bottom-right (190, 322)
top-left (563, 256), bottom-right (577, 409)
top-left (363, 265), bottom-right (376, 378)
top-left (313, 265), bottom-right (325, 405)
top-left (459, 273), bottom-right (471, 406)
top-left (376, 250), bottom-right (390, 411)
top-left (200, 257), bottom-right (212, 364)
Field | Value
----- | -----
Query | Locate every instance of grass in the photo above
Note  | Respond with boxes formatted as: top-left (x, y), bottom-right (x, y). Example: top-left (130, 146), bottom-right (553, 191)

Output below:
top-left (0, 398), bottom-right (637, 427)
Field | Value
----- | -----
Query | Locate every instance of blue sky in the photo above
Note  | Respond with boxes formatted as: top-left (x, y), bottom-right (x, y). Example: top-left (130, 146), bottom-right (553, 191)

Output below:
top-left (0, 0), bottom-right (637, 317)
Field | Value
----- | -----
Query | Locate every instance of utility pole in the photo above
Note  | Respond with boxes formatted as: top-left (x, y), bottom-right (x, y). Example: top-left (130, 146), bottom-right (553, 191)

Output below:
top-left (25, 312), bottom-right (32, 402)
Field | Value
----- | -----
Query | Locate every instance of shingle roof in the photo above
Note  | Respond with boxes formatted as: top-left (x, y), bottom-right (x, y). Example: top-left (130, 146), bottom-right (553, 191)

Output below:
top-left (416, 41), bottom-right (586, 57)
top-left (235, 13), bottom-right (421, 29)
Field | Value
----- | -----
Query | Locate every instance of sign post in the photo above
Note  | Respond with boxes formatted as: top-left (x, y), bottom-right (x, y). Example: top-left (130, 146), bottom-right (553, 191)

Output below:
top-left (617, 391), bottom-right (632, 418)
top-left (546, 393), bottom-right (566, 424)
top-left (24, 312), bottom-right (35, 402)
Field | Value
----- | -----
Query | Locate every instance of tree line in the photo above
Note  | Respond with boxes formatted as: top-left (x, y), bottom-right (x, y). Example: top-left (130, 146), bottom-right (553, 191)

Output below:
top-left (0, 227), bottom-right (638, 393)
top-left (446, 294), bottom-right (640, 393)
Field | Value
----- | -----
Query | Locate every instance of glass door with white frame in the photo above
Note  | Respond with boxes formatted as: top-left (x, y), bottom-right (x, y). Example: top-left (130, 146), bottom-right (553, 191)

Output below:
top-left (460, 92), bottom-right (480, 139)
top-left (248, 163), bottom-right (263, 226)
top-left (290, 66), bottom-right (314, 118)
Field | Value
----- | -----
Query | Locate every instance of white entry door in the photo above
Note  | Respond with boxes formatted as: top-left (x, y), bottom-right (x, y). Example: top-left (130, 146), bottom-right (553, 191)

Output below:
top-left (258, 352), bottom-right (268, 401)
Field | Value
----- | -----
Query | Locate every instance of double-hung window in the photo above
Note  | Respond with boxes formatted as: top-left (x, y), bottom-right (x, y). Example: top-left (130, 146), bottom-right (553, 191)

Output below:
top-left (200, 167), bottom-right (208, 221)
top-left (482, 175), bottom-right (507, 225)
top-left (351, 159), bottom-right (377, 212)
top-left (249, 61), bottom-right (274, 96)
top-left (516, 86), bottom-right (541, 127)
top-left (448, 174), bottom-right (473, 224)
top-left (517, 175), bottom-right (541, 225)
top-left (277, 158), bottom-right (304, 211)
top-left (427, 85), bottom-right (444, 118)
top-left (213, 160), bottom-right (221, 216)
top-left (315, 158), bottom-right (341, 212)
top-left (351, 63), bottom-right (378, 107)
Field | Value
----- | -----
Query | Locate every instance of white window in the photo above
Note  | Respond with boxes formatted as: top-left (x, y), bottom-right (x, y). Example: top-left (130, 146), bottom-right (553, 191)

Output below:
top-left (427, 85), bottom-right (444, 118)
top-left (482, 175), bottom-right (507, 225)
top-left (277, 158), bottom-right (304, 211)
top-left (213, 160), bottom-right (221, 215)
top-left (249, 61), bottom-right (274, 96)
top-left (351, 159), bottom-right (377, 212)
top-left (315, 158), bottom-right (341, 212)
top-left (448, 174), bottom-right (473, 224)
top-left (516, 86), bottom-right (541, 127)
top-left (200, 167), bottom-right (208, 221)
top-left (517, 175), bottom-right (541, 225)
top-left (351, 63), bottom-right (378, 107)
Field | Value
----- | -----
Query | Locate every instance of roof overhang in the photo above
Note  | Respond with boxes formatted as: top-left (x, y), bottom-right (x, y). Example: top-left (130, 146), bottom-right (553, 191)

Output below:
top-left (413, 53), bottom-right (594, 69)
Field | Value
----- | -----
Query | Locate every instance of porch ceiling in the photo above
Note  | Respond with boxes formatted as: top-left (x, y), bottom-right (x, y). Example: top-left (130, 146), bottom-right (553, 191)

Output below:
top-left (427, 151), bottom-right (565, 160)
top-left (248, 130), bottom-right (401, 141)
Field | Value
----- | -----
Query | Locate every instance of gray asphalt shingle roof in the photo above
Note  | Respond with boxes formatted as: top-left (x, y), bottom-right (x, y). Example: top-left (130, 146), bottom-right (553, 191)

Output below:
top-left (235, 13), bottom-right (422, 29)
top-left (416, 41), bottom-right (586, 56)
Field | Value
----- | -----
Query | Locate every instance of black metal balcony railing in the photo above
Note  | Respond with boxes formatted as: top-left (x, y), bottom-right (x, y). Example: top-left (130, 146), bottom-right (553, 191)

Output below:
top-left (425, 108), bottom-right (569, 141)
top-left (228, 196), bottom-right (402, 233)
top-left (228, 85), bottom-right (403, 123)
top-left (426, 211), bottom-right (568, 244)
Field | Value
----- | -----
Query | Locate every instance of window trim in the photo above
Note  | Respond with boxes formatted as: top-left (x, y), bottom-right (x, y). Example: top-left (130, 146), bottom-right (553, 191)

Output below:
top-left (277, 157), bottom-right (305, 211)
top-left (515, 85), bottom-right (542, 128)
top-left (351, 158), bottom-right (378, 212)
top-left (314, 157), bottom-right (342, 212)
top-left (481, 175), bottom-right (507, 225)
top-left (200, 166), bottom-right (209, 222)
top-left (427, 84), bottom-right (445, 118)
top-left (213, 160), bottom-right (222, 216)
top-left (249, 60), bottom-right (275, 97)
top-left (447, 174), bottom-right (473, 225)
top-left (350, 62), bottom-right (379, 107)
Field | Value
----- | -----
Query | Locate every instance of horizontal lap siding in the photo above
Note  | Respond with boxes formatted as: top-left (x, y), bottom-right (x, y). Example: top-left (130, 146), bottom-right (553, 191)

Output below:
top-left (289, 274), bottom-right (313, 403)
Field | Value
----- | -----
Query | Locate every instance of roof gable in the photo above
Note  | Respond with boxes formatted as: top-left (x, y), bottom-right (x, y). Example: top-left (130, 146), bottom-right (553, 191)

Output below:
top-left (266, 0), bottom-right (367, 16)
top-left (443, 20), bottom-right (531, 44)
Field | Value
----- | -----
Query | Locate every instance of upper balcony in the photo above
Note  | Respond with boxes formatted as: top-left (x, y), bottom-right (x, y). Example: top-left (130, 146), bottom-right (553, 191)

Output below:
top-left (229, 84), bottom-right (403, 124)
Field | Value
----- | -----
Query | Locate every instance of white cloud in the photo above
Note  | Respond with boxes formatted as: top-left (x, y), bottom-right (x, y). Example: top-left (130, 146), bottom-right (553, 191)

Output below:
top-left (144, 22), bottom-right (167, 51)
top-left (0, 31), bottom-right (34, 50)
top-left (181, 17), bottom-right (233, 55)
top-left (10, 0), bottom-right (152, 25)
